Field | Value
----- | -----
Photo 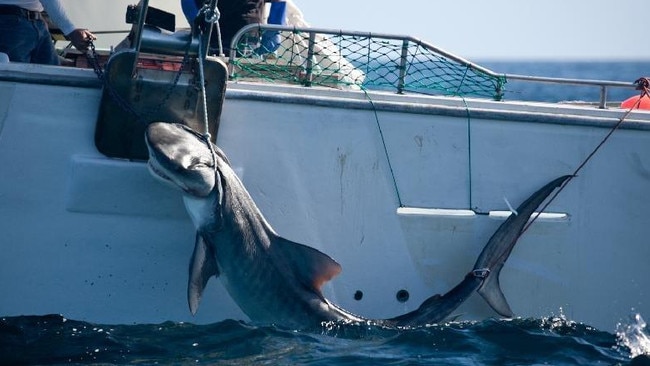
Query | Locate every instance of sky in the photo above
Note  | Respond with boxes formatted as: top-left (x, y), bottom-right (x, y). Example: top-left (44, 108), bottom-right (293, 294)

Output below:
top-left (66, 0), bottom-right (650, 60)
top-left (295, 0), bottom-right (650, 60)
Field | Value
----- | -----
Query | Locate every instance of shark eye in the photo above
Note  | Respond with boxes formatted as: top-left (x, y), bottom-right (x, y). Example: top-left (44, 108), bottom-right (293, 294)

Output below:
top-left (190, 157), bottom-right (213, 170)
top-left (192, 157), bottom-right (212, 168)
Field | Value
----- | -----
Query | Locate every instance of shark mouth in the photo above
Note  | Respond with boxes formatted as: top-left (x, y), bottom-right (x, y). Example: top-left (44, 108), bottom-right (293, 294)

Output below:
top-left (147, 160), bottom-right (171, 181)
top-left (147, 159), bottom-right (186, 192)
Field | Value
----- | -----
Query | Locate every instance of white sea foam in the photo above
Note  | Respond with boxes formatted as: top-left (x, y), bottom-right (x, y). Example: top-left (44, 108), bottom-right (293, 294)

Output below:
top-left (616, 312), bottom-right (650, 358)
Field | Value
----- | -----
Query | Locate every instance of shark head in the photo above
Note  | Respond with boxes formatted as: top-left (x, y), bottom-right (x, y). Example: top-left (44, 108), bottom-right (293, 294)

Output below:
top-left (145, 122), bottom-right (227, 234)
top-left (145, 122), bottom-right (216, 197)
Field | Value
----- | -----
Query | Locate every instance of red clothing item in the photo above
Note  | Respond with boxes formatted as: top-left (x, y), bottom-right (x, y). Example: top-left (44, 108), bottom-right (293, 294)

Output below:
top-left (621, 94), bottom-right (650, 110)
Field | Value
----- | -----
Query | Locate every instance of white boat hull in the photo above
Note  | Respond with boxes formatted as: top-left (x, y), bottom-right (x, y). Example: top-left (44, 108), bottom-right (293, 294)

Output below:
top-left (0, 64), bottom-right (648, 331)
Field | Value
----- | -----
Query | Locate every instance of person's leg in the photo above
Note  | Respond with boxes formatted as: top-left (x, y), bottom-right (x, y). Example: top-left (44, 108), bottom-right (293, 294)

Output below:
top-left (31, 18), bottom-right (60, 65)
top-left (0, 14), bottom-right (39, 63)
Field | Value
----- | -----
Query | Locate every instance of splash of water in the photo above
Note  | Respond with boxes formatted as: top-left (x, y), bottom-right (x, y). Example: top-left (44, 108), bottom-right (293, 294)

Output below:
top-left (540, 307), bottom-right (577, 331)
top-left (616, 312), bottom-right (650, 358)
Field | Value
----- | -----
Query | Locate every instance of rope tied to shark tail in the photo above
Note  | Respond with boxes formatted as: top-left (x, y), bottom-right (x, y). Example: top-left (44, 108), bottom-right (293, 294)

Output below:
top-left (522, 77), bottom-right (650, 235)
top-left (472, 268), bottom-right (490, 279)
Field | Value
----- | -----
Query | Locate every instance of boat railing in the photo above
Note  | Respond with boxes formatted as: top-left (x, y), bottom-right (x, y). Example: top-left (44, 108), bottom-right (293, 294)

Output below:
top-left (3, 10), bottom-right (638, 108)
top-left (228, 24), bottom-right (637, 106)
top-left (501, 73), bottom-right (635, 108)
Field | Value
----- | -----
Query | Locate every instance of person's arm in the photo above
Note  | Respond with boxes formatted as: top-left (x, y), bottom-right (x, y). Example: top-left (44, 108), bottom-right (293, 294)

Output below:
top-left (181, 0), bottom-right (201, 24)
top-left (40, 0), bottom-right (96, 51)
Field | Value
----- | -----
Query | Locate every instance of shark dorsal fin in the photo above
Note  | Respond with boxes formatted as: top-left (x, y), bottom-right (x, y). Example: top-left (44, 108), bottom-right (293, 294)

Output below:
top-left (188, 233), bottom-right (220, 315)
top-left (273, 237), bottom-right (342, 294)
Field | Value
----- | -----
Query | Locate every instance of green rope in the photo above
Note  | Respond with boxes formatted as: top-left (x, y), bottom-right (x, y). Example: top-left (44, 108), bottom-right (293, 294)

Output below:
top-left (454, 66), bottom-right (470, 96)
top-left (459, 96), bottom-right (473, 209)
top-left (361, 86), bottom-right (403, 207)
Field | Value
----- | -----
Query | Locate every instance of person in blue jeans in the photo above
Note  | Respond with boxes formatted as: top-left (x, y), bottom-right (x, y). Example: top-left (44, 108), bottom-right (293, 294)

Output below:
top-left (0, 0), bottom-right (95, 65)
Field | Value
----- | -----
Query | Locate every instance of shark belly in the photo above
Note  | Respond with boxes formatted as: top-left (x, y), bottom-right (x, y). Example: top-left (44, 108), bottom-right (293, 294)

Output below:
top-left (183, 195), bottom-right (215, 230)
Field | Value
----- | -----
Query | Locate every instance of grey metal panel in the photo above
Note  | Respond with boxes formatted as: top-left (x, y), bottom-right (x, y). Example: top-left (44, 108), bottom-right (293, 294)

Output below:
top-left (94, 51), bottom-right (227, 159)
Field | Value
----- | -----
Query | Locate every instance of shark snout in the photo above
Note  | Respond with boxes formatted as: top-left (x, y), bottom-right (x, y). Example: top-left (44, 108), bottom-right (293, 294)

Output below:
top-left (145, 122), bottom-right (217, 197)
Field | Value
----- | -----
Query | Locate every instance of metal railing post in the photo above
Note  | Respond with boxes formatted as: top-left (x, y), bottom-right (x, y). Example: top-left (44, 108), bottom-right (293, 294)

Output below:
top-left (397, 39), bottom-right (409, 94)
top-left (599, 85), bottom-right (607, 109)
top-left (130, 0), bottom-right (150, 77)
top-left (303, 31), bottom-right (316, 86)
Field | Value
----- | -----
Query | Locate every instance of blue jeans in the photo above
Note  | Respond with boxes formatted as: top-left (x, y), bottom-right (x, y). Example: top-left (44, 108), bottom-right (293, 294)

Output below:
top-left (0, 14), bottom-right (59, 65)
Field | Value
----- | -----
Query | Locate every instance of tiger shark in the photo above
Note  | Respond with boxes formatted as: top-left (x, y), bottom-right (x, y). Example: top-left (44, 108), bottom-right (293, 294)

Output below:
top-left (145, 122), bottom-right (570, 329)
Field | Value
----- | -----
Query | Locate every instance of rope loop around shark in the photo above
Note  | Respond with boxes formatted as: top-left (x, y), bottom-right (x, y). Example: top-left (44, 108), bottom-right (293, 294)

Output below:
top-left (145, 121), bottom-right (571, 330)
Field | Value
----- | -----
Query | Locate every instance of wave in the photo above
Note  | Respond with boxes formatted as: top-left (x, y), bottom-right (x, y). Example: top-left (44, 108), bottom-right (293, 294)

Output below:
top-left (1, 312), bottom-right (648, 365)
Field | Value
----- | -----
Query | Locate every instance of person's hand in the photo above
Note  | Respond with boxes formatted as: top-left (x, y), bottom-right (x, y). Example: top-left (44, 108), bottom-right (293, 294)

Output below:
top-left (66, 29), bottom-right (96, 52)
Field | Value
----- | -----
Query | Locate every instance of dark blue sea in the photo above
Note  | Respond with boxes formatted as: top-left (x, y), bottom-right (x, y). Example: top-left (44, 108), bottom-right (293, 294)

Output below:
top-left (2, 61), bottom-right (650, 365)
top-left (481, 60), bottom-right (648, 103)
top-left (1, 313), bottom-right (649, 365)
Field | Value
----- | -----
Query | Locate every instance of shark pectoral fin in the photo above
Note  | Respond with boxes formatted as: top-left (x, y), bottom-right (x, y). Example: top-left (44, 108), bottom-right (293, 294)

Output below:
top-left (188, 233), bottom-right (219, 315)
top-left (273, 237), bottom-right (342, 294)
top-left (477, 268), bottom-right (513, 318)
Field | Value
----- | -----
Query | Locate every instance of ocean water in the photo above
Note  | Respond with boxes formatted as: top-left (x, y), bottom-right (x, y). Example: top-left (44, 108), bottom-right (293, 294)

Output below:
top-left (3, 61), bottom-right (650, 365)
top-left (480, 60), bottom-right (648, 103)
top-left (1, 312), bottom-right (649, 365)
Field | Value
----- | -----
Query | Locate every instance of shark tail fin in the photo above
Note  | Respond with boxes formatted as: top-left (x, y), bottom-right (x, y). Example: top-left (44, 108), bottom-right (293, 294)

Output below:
top-left (477, 269), bottom-right (513, 317)
top-left (474, 174), bottom-right (572, 318)
top-left (387, 175), bottom-right (571, 327)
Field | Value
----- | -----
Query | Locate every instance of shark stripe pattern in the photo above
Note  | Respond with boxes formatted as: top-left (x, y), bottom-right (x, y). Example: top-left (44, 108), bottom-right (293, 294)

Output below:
top-left (145, 122), bottom-right (570, 330)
